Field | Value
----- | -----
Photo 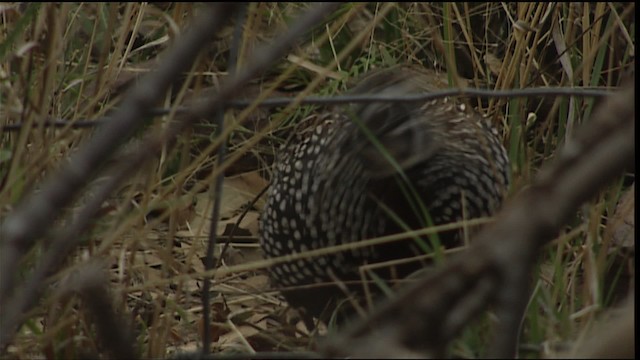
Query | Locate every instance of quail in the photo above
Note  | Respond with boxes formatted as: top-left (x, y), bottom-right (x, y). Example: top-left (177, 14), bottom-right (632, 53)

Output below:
top-left (259, 66), bottom-right (510, 322)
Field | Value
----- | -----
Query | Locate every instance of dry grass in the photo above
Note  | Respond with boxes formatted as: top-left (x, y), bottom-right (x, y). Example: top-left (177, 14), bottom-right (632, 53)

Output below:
top-left (0, 3), bottom-right (635, 358)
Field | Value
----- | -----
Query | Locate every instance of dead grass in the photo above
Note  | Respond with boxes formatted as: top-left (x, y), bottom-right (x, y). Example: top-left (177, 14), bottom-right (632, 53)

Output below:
top-left (0, 2), bottom-right (635, 358)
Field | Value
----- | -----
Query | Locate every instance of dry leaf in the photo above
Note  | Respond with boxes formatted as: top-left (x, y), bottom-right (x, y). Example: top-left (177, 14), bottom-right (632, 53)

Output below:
top-left (176, 171), bottom-right (267, 239)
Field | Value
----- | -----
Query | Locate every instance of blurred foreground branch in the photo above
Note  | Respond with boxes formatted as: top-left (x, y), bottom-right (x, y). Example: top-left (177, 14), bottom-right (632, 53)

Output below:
top-left (0, 2), bottom-right (341, 354)
top-left (560, 293), bottom-right (634, 359)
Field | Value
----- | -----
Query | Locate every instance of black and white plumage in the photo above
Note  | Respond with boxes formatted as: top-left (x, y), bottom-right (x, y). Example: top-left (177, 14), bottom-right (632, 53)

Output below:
top-left (260, 66), bottom-right (510, 320)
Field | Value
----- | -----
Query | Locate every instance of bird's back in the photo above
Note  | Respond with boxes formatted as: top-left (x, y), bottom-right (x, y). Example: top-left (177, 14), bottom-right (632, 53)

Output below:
top-left (260, 66), bottom-right (510, 321)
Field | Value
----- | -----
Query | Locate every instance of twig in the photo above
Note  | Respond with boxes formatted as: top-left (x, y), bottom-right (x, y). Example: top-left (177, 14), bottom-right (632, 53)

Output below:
top-left (202, 3), bottom-right (248, 353)
top-left (0, 87), bottom-right (613, 132)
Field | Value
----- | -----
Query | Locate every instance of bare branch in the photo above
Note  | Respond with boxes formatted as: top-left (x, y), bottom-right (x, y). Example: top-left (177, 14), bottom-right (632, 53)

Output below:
top-left (0, 87), bottom-right (613, 132)
top-left (0, 2), bottom-right (341, 353)
top-left (0, 3), bottom-right (240, 304)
